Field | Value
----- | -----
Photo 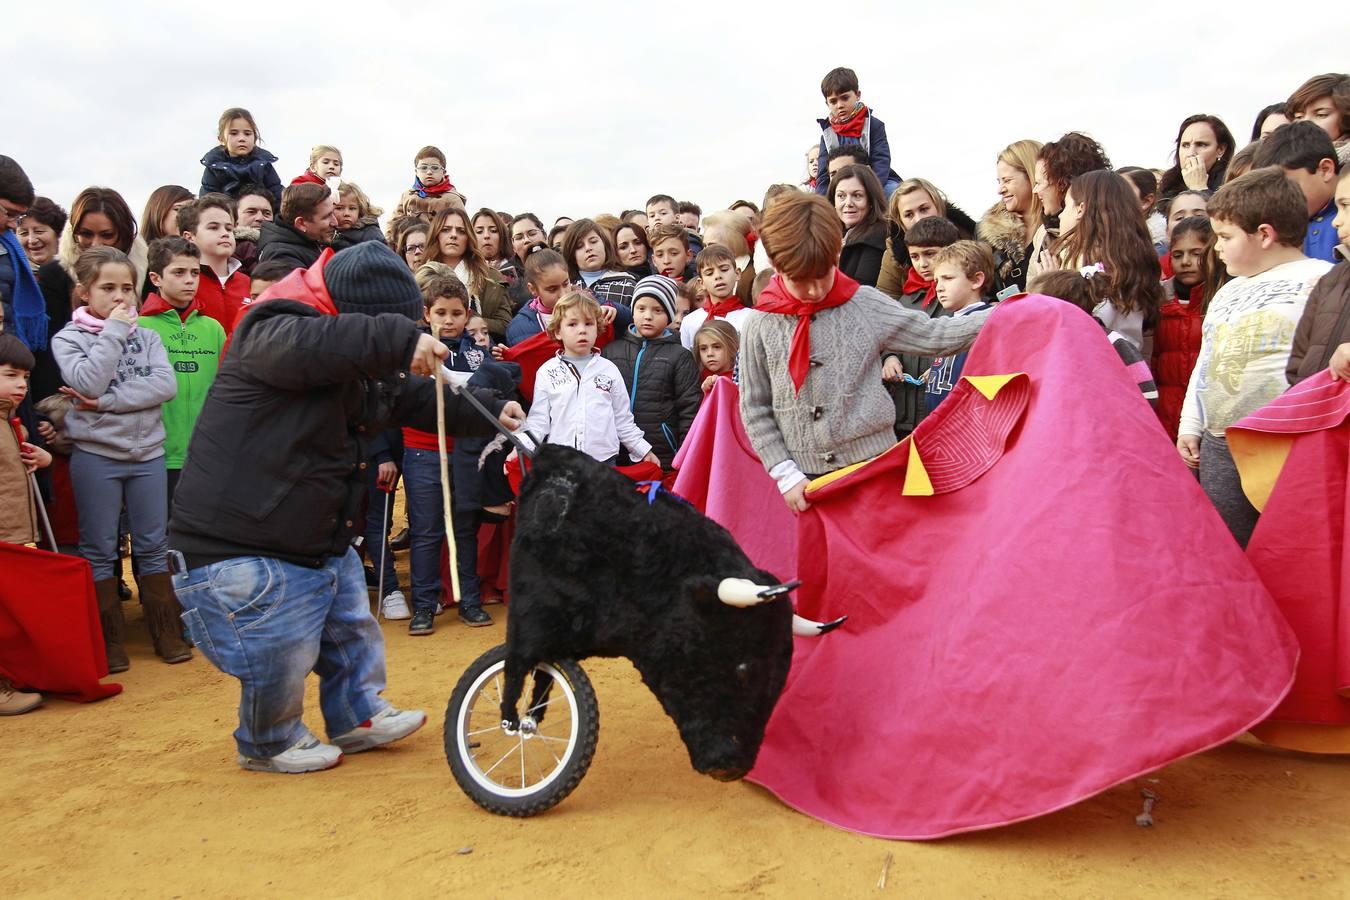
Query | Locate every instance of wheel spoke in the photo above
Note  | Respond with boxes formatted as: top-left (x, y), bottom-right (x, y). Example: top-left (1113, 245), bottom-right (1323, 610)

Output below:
top-left (465, 724), bottom-right (503, 738)
top-left (526, 696), bottom-right (559, 714)
top-left (532, 733), bottom-right (571, 744)
top-left (519, 736), bottom-right (526, 788)
top-left (482, 740), bottom-right (521, 777)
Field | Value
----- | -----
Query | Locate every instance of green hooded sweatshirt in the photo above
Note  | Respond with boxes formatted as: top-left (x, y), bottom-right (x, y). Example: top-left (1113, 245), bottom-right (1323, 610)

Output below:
top-left (139, 294), bottom-right (226, 469)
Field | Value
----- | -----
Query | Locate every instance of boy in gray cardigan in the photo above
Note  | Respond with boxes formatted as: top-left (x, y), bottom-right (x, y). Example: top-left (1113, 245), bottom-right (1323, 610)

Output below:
top-left (741, 193), bottom-right (988, 513)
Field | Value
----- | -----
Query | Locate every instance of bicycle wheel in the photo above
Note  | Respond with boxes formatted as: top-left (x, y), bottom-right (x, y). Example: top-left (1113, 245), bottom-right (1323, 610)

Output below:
top-left (445, 643), bottom-right (599, 816)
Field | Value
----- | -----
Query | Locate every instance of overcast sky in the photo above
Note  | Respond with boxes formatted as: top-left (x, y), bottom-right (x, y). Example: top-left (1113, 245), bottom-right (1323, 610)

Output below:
top-left (5, 2), bottom-right (1343, 230)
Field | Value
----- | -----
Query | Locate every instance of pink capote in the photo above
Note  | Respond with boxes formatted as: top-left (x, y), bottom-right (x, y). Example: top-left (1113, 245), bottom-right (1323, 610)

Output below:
top-left (671, 377), bottom-right (797, 582)
top-left (747, 296), bottom-right (1298, 840)
top-left (1229, 371), bottom-right (1350, 741)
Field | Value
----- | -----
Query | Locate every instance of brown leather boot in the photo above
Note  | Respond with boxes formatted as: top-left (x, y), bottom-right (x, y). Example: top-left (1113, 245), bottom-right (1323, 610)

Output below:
top-left (138, 572), bottom-right (192, 664)
top-left (94, 578), bottom-right (130, 673)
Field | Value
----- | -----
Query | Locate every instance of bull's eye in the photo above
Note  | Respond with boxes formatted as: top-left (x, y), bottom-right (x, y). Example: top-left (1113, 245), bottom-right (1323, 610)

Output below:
top-left (735, 662), bottom-right (751, 685)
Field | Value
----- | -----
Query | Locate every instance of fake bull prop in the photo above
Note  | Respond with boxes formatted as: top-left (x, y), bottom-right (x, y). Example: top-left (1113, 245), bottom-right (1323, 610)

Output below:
top-left (437, 376), bottom-right (842, 816)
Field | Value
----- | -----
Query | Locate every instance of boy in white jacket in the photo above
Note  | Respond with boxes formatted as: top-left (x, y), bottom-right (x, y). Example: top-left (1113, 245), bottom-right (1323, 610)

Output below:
top-left (519, 291), bottom-right (659, 466)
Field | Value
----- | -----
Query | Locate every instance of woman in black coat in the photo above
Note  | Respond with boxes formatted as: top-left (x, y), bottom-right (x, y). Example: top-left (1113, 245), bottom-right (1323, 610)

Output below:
top-left (829, 164), bottom-right (889, 288)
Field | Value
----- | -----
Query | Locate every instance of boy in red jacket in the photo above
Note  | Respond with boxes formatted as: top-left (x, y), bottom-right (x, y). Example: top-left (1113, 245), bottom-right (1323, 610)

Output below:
top-left (180, 194), bottom-right (250, 335)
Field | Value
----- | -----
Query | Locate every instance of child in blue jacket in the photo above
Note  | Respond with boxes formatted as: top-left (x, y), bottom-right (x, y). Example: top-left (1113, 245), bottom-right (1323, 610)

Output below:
top-left (813, 67), bottom-right (901, 199)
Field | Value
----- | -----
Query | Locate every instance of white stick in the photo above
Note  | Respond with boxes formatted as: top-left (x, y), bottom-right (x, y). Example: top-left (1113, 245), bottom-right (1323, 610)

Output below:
top-left (435, 365), bottom-right (461, 607)
top-left (376, 485), bottom-right (392, 619)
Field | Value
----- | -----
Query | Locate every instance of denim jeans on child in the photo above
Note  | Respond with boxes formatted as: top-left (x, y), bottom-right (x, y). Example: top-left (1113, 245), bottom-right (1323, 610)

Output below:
top-left (402, 447), bottom-right (481, 616)
top-left (172, 547), bottom-right (389, 758)
top-left (69, 447), bottom-right (169, 581)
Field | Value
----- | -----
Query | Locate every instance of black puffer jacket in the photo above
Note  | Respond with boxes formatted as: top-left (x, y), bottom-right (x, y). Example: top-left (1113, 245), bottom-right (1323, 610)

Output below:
top-left (602, 327), bottom-right (702, 468)
top-left (257, 220), bottom-right (327, 272)
top-left (168, 300), bottom-right (506, 569)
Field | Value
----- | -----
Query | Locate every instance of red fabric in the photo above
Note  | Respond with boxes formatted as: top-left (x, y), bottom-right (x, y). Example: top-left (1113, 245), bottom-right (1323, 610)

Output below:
top-left (754, 270), bottom-right (859, 392)
top-left (401, 428), bottom-right (452, 452)
top-left (193, 266), bottom-right (251, 336)
top-left (500, 324), bottom-right (615, 403)
top-left (0, 542), bottom-right (122, 702)
top-left (413, 177), bottom-right (457, 197)
top-left (672, 378), bottom-right (796, 580)
top-left (1232, 372), bottom-right (1350, 726)
top-left (46, 454), bottom-right (79, 546)
top-left (831, 104), bottom-right (869, 139)
top-left (703, 295), bottom-right (745, 320)
top-left (747, 295), bottom-right (1297, 839)
top-left (476, 519), bottom-right (514, 604)
top-left (1150, 286), bottom-right (1205, 443)
top-left (902, 267), bottom-right (937, 307)
top-left (290, 171), bottom-right (325, 186)
top-left (1159, 251), bottom-right (1174, 280)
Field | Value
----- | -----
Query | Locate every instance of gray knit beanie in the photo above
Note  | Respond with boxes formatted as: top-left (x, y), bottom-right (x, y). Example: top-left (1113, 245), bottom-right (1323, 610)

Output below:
top-left (323, 242), bottom-right (424, 319)
top-left (632, 274), bottom-right (679, 323)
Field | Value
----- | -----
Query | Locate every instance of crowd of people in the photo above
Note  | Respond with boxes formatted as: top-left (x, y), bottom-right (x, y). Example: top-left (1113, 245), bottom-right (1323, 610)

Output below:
top-left (1, 66), bottom-right (1348, 777)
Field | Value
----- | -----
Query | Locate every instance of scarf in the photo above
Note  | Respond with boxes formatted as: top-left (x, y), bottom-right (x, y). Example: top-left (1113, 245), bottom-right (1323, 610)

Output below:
top-left (754, 270), bottom-right (859, 392)
top-left (703, 294), bottom-right (745, 320)
top-left (1, 230), bottom-right (48, 350)
top-left (831, 104), bottom-right (869, 139)
top-left (71, 305), bottom-right (135, 334)
top-left (902, 266), bottom-right (937, 308)
top-left (528, 297), bottom-right (552, 330)
top-left (411, 176), bottom-right (457, 198)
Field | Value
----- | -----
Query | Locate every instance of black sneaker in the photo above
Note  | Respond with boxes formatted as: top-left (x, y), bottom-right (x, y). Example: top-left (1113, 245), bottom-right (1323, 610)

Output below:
top-left (408, 609), bottom-right (435, 635)
top-left (459, 606), bottom-right (493, 628)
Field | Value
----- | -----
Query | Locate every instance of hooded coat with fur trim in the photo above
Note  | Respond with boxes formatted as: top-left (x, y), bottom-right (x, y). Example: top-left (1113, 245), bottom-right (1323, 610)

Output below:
top-left (976, 204), bottom-right (1032, 295)
top-left (30, 224), bottom-right (149, 401)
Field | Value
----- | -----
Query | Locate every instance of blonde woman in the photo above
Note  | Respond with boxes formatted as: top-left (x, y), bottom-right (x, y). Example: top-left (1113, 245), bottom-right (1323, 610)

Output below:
top-left (876, 178), bottom-right (978, 298)
top-left (976, 139), bottom-right (1044, 294)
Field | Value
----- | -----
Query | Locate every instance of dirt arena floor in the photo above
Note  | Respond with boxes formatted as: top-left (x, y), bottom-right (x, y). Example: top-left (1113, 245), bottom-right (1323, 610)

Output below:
top-left (4, 559), bottom-right (1350, 898)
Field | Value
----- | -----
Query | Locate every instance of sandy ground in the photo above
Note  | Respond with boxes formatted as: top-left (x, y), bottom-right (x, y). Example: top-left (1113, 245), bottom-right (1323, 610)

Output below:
top-left (4, 561), bottom-right (1350, 899)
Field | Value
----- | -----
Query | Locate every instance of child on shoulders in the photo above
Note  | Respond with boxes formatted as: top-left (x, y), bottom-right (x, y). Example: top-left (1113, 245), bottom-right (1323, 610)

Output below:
top-left (199, 108), bottom-right (283, 206)
top-left (291, 144), bottom-right (342, 187)
top-left (812, 67), bottom-right (900, 199)
top-left (923, 241), bottom-right (995, 412)
top-left (395, 146), bottom-right (464, 219)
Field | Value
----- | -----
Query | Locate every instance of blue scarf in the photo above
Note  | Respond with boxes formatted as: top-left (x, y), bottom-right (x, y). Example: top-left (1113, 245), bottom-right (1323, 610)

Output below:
top-left (1, 230), bottom-right (47, 350)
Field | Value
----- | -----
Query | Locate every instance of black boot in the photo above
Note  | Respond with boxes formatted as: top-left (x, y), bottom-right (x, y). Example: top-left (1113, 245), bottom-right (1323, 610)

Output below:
top-left (94, 578), bottom-right (130, 673)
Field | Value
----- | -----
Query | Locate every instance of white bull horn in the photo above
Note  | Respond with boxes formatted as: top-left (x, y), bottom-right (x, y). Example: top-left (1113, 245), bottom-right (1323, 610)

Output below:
top-left (793, 614), bottom-right (848, 637)
top-left (717, 578), bottom-right (801, 607)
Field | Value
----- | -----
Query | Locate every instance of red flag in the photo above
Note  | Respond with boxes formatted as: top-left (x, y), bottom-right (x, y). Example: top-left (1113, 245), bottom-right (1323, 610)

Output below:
top-left (0, 542), bottom-right (122, 702)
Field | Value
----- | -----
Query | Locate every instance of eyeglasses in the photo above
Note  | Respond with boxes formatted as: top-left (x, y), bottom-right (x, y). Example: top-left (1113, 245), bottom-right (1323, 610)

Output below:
top-left (415, 164), bottom-right (444, 174)
top-left (405, 243), bottom-right (426, 254)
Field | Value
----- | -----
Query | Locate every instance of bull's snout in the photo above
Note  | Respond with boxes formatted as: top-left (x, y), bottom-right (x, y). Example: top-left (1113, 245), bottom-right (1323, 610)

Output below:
top-left (704, 766), bottom-right (749, 782)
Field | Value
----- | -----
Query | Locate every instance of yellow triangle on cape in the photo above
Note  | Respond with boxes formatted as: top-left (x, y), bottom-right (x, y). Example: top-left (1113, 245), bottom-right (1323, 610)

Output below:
top-left (902, 438), bottom-right (934, 496)
top-left (963, 373), bottom-right (1023, 401)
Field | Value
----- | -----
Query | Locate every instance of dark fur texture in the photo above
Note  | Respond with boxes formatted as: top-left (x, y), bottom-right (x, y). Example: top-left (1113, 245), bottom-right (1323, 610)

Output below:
top-left (504, 445), bottom-right (794, 780)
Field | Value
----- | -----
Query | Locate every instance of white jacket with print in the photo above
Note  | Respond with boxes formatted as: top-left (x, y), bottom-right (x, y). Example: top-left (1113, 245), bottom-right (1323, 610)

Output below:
top-left (521, 353), bottom-right (653, 463)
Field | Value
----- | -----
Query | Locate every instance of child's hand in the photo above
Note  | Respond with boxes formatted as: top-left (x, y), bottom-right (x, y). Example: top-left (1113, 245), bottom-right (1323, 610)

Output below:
top-left (36, 421), bottom-right (56, 441)
top-left (376, 461), bottom-right (398, 491)
top-left (1176, 434), bottom-right (1201, 469)
top-left (108, 303), bottom-right (137, 325)
top-left (1181, 155), bottom-right (1209, 191)
top-left (881, 357), bottom-right (903, 382)
top-left (59, 386), bottom-right (99, 411)
top-left (20, 442), bottom-right (51, 474)
top-left (701, 374), bottom-right (717, 393)
top-left (784, 481), bottom-right (811, 514)
top-left (491, 344), bottom-right (506, 360)
top-left (1330, 343), bottom-right (1350, 381)
top-left (641, 451), bottom-right (660, 467)
top-left (600, 305), bottom-right (617, 327)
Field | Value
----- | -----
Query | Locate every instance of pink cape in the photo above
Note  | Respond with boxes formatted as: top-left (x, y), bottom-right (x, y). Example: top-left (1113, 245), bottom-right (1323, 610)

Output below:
top-left (1229, 371), bottom-right (1350, 750)
top-left (746, 296), bottom-right (1297, 839)
top-left (672, 378), bottom-right (797, 581)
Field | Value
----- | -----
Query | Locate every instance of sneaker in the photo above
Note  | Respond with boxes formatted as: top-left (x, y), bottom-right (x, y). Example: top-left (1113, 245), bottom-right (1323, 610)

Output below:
top-left (238, 730), bottom-right (342, 774)
top-left (408, 609), bottom-right (435, 635)
top-left (379, 590), bottom-right (411, 620)
top-left (332, 706), bottom-right (427, 753)
top-left (459, 606), bottom-right (494, 627)
top-left (0, 679), bottom-right (41, 716)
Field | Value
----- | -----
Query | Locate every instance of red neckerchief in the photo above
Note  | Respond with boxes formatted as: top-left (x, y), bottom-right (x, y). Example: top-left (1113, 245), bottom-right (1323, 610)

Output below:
top-left (754, 270), bottom-right (859, 392)
top-left (704, 294), bottom-right (745, 319)
top-left (412, 176), bottom-right (457, 198)
top-left (831, 104), bottom-right (869, 139)
top-left (902, 267), bottom-right (937, 307)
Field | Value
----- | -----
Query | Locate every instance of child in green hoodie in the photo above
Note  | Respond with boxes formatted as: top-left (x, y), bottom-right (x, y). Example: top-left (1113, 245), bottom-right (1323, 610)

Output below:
top-left (140, 237), bottom-right (226, 511)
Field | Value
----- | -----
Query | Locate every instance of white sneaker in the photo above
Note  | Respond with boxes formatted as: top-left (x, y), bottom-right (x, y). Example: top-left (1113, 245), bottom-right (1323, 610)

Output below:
top-left (332, 706), bottom-right (427, 753)
top-left (380, 590), bottom-right (411, 620)
top-left (238, 729), bottom-right (343, 774)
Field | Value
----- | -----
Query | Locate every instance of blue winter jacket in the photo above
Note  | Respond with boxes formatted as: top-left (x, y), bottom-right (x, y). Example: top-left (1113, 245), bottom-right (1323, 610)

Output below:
top-left (199, 146), bottom-right (284, 206)
top-left (814, 113), bottom-right (900, 196)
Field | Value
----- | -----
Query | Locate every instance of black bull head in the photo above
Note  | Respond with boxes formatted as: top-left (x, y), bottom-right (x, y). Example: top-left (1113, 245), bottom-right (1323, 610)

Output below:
top-left (500, 445), bottom-right (841, 781)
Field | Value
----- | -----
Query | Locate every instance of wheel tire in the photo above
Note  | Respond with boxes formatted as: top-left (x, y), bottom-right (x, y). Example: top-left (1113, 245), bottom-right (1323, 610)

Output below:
top-left (444, 643), bottom-right (600, 817)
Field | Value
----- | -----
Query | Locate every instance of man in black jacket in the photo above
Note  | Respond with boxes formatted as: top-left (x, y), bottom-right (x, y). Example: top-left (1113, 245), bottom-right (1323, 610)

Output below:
top-left (168, 242), bottom-right (525, 774)
top-left (255, 182), bottom-right (335, 272)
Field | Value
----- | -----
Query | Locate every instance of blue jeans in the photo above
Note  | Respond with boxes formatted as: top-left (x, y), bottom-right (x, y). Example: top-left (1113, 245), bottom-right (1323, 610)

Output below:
top-left (363, 463), bottom-right (399, 596)
top-left (403, 448), bottom-right (480, 615)
top-left (173, 548), bottom-right (389, 758)
top-left (69, 447), bottom-right (168, 581)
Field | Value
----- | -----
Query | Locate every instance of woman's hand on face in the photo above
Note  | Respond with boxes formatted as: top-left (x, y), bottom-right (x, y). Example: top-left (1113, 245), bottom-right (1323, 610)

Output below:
top-left (1181, 155), bottom-right (1209, 191)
